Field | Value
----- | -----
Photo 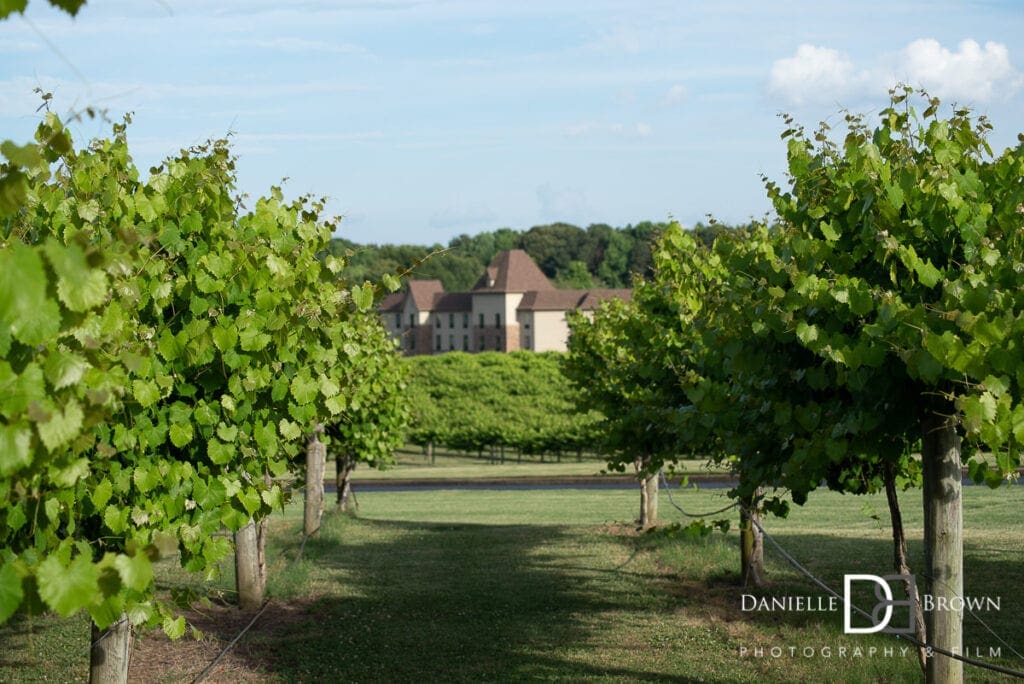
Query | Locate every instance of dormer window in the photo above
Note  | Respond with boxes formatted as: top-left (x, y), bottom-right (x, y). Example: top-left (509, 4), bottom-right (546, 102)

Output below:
top-left (488, 278), bottom-right (495, 287)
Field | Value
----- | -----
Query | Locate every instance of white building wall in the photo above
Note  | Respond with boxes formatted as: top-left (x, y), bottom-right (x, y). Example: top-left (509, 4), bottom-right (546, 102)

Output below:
top-left (530, 310), bottom-right (572, 352)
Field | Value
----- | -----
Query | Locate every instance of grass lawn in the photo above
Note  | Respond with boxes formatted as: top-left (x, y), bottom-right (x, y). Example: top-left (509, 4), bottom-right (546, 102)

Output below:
top-left (2, 485), bottom-right (1021, 682)
top-left (347, 446), bottom-right (723, 481)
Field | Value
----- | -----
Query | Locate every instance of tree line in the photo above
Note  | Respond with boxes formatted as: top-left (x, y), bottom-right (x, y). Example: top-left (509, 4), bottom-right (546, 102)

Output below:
top-left (331, 221), bottom-right (736, 292)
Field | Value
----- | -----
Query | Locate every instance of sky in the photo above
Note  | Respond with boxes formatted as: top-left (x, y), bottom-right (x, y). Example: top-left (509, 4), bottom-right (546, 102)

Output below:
top-left (3, 0), bottom-right (1024, 246)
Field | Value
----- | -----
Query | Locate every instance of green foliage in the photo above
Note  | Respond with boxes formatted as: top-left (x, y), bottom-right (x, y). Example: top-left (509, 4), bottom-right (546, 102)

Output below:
top-left (332, 220), bottom-right (690, 292)
top-left (569, 89), bottom-right (1024, 520)
top-left (404, 351), bottom-right (601, 454)
top-left (0, 115), bottom-right (408, 635)
top-left (1, 0), bottom-right (87, 20)
top-left (759, 88), bottom-right (1024, 484)
top-left (564, 290), bottom-right (693, 476)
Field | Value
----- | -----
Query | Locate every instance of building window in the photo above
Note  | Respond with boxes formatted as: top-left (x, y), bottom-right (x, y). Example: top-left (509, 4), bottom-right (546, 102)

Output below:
top-left (463, 335), bottom-right (469, 351)
top-left (479, 313), bottom-right (484, 328)
top-left (396, 314), bottom-right (402, 328)
top-left (449, 335), bottom-right (455, 350)
top-left (525, 335), bottom-right (531, 350)
top-left (449, 313), bottom-right (454, 328)
top-left (495, 313), bottom-right (501, 328)
top-left (436, 334), bottom-right (441, 351)
top-left (524, 321), bottom-right (530, 329)
top-left (436, 316), bottom-right (441, 328)
top-left (462, 312), bottom-right (469, 328)
top-left (478, 335), bottom-right (485, 351)
top-left (410, 313), bottom-right (416, 328)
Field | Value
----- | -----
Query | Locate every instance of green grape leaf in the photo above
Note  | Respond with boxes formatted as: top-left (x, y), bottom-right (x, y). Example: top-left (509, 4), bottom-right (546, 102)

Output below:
top-left (0, 563), bottom-right (24, 624)
top-left (43, 239), bottom-right (108, 312)
top-left (114, 553), bottom-right (153, 592)
top-left (44, 351), bottom-right (91, 391)
top-left (216, 423), bottom-right (238, 442)
top-left (290, 372), bottom-right (318, 406)
top-left (169, 422), bottom-right (194, 448)
top-left (0, 423), bottom-right (32, 475)
top-left (207, 439), bottom-right (235, 465)
top-left (351, 284), bottom-right (373, 311)
top-left (132, 380), bottom-right (161, 408)
top-left (236, 488), bottom-right (262, 516)
top-left (6, 503), bottom-right (27, 532)
top-left (163, 614), bottom-right (186, 640)
top-left (36, 400), bottom-right (84, 452)
top-left (103, 505), bottom-right (126, 534)
top-left (0, 242), bottom-right (62, 345)
top-left (278, 419), bottom-right (302, 441)
top-left (91, 479), bottom-right (113, 510)
top-left (36, 553), bottom-right (98, 617)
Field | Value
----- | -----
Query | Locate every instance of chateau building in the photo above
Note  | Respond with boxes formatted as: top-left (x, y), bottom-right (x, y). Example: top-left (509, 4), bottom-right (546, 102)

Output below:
top-left (379, 249), bottom-right (631, 355)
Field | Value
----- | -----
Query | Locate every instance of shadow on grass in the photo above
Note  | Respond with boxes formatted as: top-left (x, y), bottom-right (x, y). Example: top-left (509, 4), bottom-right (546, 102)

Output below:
top-left (649, 529), bottom-right (1024, 679)
top-left (230, 514), bottom-right (711, 683)
top-left (133, 518), bottom-right (1020, 683)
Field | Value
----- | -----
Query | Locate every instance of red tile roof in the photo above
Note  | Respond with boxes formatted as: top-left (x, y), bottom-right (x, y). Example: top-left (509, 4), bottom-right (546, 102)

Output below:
top-left (379, 291), bottom-right (405, 312)
top-left (377, 252), bottom-right (630, 318)
top-left (518, 288), bottom-right (631, 311)
top-left (408, 280), bottom-right (445, 310)
top-left (472, 249), bottom-right (554, 293)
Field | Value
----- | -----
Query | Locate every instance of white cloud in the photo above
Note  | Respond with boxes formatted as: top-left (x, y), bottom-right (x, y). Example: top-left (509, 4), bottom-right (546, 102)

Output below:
top-left (428, 203), bottom-right (497, 229)
top-left (537, 183), bottom-right (590, 221)
top-left (224, 37), bottom-right (366, 54)
top-left (897, 38), bottom-right (1023, 102)
top-left (0, 75), bottom-right (371, 118)
top-left (0, 39), bottom-right (42, 53)
top-left (767, 44), bottom-right (870, 106)
top-left (563, 121), bottom-right (652, 138)
top-left (661, 83), bottom-right (688, 106)
top-left (769, 39), bottom-right (1023, 106)
top-left (467, 22), bottom-right (497, 36)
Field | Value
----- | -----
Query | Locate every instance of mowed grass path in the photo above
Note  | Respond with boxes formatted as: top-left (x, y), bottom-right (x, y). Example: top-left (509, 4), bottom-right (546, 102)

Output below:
top-left (4, 486), bottom-right (1022, 682)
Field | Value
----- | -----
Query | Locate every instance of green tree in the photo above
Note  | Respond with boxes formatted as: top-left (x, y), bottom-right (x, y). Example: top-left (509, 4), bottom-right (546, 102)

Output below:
top-left (749, 89), bottom-right (1024, 682)
top-left (555, 260), bottom-right (595, 289)
top-left (519, 223), bottom-right (586, 278)
top-left (1, 115), bottom-right (409, 681)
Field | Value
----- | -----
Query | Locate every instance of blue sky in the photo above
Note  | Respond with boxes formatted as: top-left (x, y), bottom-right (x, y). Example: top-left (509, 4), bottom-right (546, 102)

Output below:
top-left (3, 1), bottom-right (1024, 245)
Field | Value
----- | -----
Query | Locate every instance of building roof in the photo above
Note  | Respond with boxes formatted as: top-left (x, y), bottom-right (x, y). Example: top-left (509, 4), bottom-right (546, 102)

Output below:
top-left (518, 288), bottom-right (631, 312)
top-left (578, 288), bottom-right (633, 309)
top-left (408, 280), bottom-right (445, 310)
top-left (432, 292), bottom-right (473, 312)
top-left (472, 249), bottom-right (554, 293)
top-left (377, 279), bottom-right (447, 313)
top-left (379, 291), bottom-right (405, 313)
top-left (378, 251), bottom-right (631, 316)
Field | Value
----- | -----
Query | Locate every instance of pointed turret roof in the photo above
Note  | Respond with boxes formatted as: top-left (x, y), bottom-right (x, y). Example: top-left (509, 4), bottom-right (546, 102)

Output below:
top-left (472, 249), bottom-right (554, 293)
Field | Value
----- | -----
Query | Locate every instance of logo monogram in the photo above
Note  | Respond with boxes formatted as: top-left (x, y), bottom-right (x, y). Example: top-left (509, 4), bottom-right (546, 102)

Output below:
top-left (843, 574), bottom-right (917, 635)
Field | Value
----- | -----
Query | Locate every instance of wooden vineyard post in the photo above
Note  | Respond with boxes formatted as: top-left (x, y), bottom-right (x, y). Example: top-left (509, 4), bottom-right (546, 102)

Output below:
top-left (921, 408), bottom-right (963, 684)
top-left (305, 425), bottom-right (326, 537)
top-left (235, 520), bottom-right (264, 611)
top-left (89, 615), bottom-right (132, 684)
